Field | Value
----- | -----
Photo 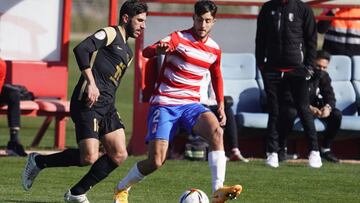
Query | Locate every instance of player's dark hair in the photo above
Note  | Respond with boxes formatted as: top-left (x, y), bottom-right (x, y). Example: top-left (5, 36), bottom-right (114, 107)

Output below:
top-left (316, 50), bottom-right (331, 61)
top-left (194, 0), bottom-right (217, 17)
top-left (119, 0), bottom-right (148, 21)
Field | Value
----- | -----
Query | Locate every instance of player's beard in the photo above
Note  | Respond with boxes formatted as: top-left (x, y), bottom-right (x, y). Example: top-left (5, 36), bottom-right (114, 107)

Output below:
top-left (125, 21), bottom-right (136, 38)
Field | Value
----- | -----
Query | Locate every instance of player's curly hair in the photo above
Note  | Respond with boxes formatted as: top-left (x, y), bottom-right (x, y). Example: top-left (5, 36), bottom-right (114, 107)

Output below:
top-left (119, 0), bottom-right (148, 21)
top-left (194, 0), bottom-right (217, 17)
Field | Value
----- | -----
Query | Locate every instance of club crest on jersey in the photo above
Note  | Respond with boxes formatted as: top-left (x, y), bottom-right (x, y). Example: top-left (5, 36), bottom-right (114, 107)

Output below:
top-left (289, 13), bottom-right (294, 22)
top-left (94, 30), bottom-right (106, 40)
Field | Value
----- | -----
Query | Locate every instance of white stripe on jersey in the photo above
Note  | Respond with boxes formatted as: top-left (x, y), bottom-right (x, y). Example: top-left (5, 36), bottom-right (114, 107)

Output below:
top-left (178, 31), bottom-right (196, 43)
top-left (167, 55), bottom-right (208, 76)
top-left (158, 82), bottom-right (200, 98)
top-left (204, 37), bottom-right (220, 50)
top-left (163, 68), bottom-right (202, 86)
top-left (177, 43), bottom-right (218, 64)
top-left (151, 95), bottom-right (197, 105)
top-left (150, 29), bottom-right (221, 106)
top-left (178, 31), bottom-right (220, 50)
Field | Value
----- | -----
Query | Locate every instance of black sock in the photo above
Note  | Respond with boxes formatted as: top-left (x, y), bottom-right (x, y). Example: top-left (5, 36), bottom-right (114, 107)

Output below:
top-left (10, 128), bottom-right (19, 143)
top-left (35, 148), bottom-right (81, 169)
top-left (70, 154), bottom-right (118, 195)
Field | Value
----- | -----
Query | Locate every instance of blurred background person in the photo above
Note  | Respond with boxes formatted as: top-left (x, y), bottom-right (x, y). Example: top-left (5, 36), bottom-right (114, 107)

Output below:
top-left (255, 0), bottom-right (321, 168)
top-left (199, 71), bottom-right (249, 162)
top-left (0, 57), bottom-right (27, 157)
top-left (278, 50), bottom-right (341, 163)
top-left (318, 8), bottom-right (360, 56)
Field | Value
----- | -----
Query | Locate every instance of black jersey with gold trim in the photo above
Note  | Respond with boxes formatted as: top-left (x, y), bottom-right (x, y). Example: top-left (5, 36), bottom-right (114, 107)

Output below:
top-left (72, 26), bottom-right (133, 107)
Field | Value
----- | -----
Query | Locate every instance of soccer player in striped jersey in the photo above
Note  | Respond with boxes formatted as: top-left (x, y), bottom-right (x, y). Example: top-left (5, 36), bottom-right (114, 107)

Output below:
top-left (114, 1), bottom-right (242, 203)
top-left (21, 1), bottom-right (147, 202)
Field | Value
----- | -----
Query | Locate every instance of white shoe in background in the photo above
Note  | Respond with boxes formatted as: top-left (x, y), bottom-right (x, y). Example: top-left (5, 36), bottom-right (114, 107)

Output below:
top-left (266, 152), bottom-right (279, 168)
top-left (308, 150), bottom-right (322, 168)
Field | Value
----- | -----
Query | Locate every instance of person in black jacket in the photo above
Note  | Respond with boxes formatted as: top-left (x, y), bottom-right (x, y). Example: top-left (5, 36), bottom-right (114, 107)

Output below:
top-left (278, 50), bottom-right (342, 163)
top-left (255, 0), bottom-right (322, 168)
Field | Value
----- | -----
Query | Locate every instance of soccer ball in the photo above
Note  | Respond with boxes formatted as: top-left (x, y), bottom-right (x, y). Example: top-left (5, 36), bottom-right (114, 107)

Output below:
top-left (179, 188), bottom-right (209, 203)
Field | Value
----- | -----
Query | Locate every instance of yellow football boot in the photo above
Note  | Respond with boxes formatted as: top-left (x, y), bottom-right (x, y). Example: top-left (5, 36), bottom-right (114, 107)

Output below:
top-left (113, 188), bottom-right (128, 203)
top-left (212, 184), bottom-right (243, 203)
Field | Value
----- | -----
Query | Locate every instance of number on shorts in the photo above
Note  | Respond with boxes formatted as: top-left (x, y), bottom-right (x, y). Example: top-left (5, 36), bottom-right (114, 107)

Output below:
top-left (151, 109), bottom-right (160, 134)
top-left (152, 109), bottom-right (160, 123)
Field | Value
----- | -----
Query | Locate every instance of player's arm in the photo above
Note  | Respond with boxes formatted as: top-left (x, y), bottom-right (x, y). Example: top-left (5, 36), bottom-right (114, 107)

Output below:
top-left (319, 72), bottom-right (336, 110)
top-left (142, 32), bottom-right (178, 58)
top-left (82, 69), bottom-right (99, 108)
top-left (73, 27), bottom-right (116, 107)
top-left (209, 51), bottom-right (226, 126)
top-left (303, 4), bottom-right (317, 69)
top-left (255, 5), bottom-right (267, 69)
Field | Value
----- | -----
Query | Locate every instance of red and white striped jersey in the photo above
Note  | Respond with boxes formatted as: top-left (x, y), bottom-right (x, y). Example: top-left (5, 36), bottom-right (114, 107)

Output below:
top-left (143, 28), bottom-right (224, 105)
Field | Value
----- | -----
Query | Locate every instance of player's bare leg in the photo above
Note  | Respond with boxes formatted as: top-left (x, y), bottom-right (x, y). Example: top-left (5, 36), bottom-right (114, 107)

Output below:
top-left (114, 140), bottom-right (168, 203)
top-left (194, 112), bottom-right (242, 202)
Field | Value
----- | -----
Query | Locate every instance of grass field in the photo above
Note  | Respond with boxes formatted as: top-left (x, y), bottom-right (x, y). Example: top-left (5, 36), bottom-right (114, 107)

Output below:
top-left (1, 41), bottom-right (360, 202)
top-left (0, 157), bottom-right (360, 202)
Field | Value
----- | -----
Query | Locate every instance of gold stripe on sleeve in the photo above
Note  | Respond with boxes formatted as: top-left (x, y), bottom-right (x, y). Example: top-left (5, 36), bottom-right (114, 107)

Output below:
top-left (103, 27), bottom-right (117, 46)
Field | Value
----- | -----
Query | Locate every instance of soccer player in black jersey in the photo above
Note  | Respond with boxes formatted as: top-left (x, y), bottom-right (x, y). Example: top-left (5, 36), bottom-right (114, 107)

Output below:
top-left (22, 1), bottom-right (147, 202)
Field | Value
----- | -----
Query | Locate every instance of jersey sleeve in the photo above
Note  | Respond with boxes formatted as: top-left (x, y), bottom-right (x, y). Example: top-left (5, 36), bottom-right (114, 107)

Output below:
top-left (73, 27), bottom-right (117, 71)
top-left (142, 31), bottom-right (180, 58)
top-left (209, 50), bottom-right (224, 104)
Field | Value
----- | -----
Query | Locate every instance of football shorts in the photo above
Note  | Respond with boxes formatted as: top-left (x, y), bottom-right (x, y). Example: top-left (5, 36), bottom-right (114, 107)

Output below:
top-left (145, 103), bottom-right (209, 142)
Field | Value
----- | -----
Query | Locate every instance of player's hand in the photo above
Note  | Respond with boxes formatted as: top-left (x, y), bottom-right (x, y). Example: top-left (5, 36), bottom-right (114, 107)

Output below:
top-left (156, 43), bottom-right (172, 54)
top-left (85, 83), bottom-right (100, 108)
top-left (319, 106), bottom-right (331, 118)
top-left (309, 105), bottom-right (321, 117)
top-left (217, 105), bottom-right (227, 127)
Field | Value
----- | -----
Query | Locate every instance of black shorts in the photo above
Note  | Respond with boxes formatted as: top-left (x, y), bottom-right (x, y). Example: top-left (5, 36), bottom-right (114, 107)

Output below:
top-left (70, 100), bottom-right (125, 143)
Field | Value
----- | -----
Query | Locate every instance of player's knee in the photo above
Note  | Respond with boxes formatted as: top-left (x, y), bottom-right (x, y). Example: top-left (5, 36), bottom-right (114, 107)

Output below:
top-left (81, 153), bottom-right (99, 165)
top-left (208, 126), bottom-right (223, 147)
top-left (110, 150), bottom-right (128, 165)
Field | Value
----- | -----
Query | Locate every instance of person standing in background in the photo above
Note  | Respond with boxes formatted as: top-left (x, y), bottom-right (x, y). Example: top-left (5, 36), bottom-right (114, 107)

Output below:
top-left (199, 71), bottom-right (249, 162)
top-left (256, 0), bottom-right (321, 168)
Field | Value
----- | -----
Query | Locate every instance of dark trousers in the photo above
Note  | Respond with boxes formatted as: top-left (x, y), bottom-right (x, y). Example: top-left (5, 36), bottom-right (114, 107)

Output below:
top-left (0, 84), bottom-right (21, 128)
top-left (278, 106), bottom-right (342, 150)
top-left (262, 71), bottom-right (318, 152)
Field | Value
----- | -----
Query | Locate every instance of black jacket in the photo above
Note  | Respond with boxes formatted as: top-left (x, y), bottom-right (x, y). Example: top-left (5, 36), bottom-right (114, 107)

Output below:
top-left (282, 70), bottom-right (336, 109)
top-left (255, 0), bottom-right (317, 71)
top-left (309, 70), bottom-right (336, 109)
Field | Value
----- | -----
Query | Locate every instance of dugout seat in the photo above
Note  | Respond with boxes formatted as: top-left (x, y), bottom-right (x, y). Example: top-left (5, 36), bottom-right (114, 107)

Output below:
top-left (352, 56), bottom-right (360, 113)
top-left (221, 53), bottom-right (268, 129)
top-left (2, 61), bottom-right (70, 149)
